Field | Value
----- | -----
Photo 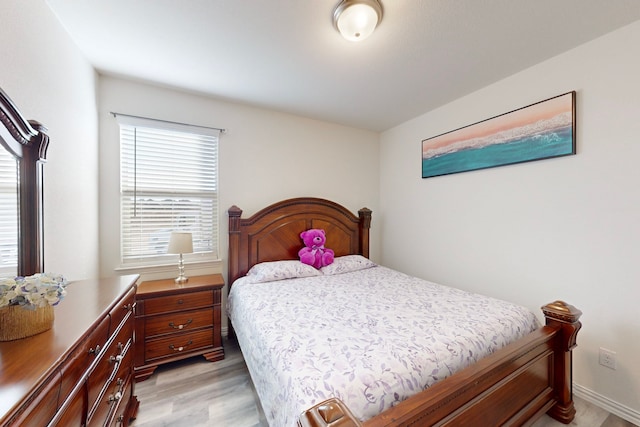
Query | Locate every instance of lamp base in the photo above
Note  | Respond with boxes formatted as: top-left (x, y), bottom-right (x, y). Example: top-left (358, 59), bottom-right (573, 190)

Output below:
top-left (175, 253), bottom-right (188, 284)
top-left (175, 275), bottom-right (189, 284)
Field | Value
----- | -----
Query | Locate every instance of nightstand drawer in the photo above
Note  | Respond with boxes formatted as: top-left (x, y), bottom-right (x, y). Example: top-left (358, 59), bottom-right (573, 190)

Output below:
top-left (145, 329), bottom-right (213, 362)
top-left (144, 290), bottom-right (213, 315)
top-left (144, 308), bottom-right (213, 337)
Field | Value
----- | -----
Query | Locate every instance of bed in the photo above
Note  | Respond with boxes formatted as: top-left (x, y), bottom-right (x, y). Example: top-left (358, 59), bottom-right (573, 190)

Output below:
top-left (227, 197), bottom-right (582, 427)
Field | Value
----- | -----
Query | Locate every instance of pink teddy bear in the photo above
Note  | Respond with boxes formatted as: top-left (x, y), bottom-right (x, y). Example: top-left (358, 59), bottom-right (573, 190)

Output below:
top-left (298, 229), bottom-right (334, 269)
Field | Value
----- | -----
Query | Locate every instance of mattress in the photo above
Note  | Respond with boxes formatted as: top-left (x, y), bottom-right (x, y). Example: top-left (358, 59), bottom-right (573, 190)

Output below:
top-left (227, 258), bottom-right (540, 427)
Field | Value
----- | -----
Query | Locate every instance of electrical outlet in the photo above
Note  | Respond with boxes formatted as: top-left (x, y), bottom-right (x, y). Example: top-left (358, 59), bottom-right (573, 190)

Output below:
top-left (599, 347), bottom-right (617, 370)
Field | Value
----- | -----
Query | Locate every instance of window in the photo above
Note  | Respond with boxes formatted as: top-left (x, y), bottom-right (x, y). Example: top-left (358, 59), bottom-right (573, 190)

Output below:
top-left (0, 147), bottom-right (18, 275)
top-left (117, 115), bottom-right (220, 266)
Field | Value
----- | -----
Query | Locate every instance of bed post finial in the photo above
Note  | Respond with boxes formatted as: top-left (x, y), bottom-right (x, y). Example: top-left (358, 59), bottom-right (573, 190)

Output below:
top-left (542, 300), bottom-right (582, 424)
top-left (228, 205), bottom-right (242, 232)
top-left (358, 207), bottom-right (371, 258)
top-left (358, 207), bottom-right (372, 228)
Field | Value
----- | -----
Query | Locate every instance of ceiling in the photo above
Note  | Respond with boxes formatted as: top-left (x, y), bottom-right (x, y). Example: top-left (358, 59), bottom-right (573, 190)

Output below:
top-left (46, 1), bottom-right (640, 132)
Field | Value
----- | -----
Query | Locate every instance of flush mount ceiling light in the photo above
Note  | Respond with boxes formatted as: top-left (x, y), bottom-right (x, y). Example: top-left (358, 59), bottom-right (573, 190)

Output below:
top-left (333, 0), bottom-right (383, 42)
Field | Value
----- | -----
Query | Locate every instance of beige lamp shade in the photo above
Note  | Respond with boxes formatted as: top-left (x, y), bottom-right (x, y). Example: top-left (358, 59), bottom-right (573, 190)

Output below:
top-left (167, 231), bottom-right (193, 254)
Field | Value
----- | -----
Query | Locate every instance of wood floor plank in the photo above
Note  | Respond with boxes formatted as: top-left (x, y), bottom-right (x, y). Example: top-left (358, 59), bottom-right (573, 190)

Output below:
top-left (131, 338), bottom-right (265, 427)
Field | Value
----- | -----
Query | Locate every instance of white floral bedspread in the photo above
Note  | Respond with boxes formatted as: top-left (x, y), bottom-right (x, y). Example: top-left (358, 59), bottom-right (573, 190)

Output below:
top-left (227, 266), bottom-right (540, 427)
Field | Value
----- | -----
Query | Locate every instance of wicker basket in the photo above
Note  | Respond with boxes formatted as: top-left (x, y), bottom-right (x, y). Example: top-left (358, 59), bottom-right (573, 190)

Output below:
top-left (0, 305), bottom-right (54, 341)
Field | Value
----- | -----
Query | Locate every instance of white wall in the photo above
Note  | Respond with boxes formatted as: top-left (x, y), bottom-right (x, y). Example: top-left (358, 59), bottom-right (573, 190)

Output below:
top-left (380, 21), bottom-right (640, 419)
top-left (0, 0), bottom-right (99, 280)
top-left (98, 76), bottom-right (380, 326)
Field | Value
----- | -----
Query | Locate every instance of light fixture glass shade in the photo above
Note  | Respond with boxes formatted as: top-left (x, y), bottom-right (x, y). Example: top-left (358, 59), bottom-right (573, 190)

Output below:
top-left (167, 231), bottom-right (193, 254)
top-left (333, 0), bottom-right (382, 42)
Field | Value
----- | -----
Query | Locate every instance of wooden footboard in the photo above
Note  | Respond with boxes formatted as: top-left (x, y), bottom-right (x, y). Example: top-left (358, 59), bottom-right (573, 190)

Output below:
top-left (299, 301), bottom-right (582, 427)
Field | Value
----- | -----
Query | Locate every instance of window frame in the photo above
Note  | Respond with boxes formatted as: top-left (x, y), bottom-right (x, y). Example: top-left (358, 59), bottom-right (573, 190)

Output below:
top-left (116, 114), bottom-right (220, 269)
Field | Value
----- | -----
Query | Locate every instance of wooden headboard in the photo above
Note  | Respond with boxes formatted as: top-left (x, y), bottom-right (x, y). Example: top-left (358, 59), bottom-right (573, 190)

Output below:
top-left (227, 197), bottom-right (371, 286)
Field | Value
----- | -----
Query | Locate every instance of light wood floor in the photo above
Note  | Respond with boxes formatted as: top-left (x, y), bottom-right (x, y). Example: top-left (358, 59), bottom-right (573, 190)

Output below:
top-left (131, 338), bottom-right (636, 427)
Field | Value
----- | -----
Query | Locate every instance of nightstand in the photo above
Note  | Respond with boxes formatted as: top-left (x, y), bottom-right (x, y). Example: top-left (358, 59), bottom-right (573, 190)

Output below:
top-left (134, 274), bottom-right (225, 382)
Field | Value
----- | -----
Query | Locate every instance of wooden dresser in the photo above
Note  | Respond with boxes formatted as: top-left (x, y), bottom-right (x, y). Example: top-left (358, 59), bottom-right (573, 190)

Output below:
top-left (134, 274), bottom-right (225, 382)
top-left (0, 275), bottom-right (140, 427)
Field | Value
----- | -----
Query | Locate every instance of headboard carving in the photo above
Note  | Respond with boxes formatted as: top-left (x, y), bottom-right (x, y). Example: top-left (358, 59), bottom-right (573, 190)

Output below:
top-left (227, 197), bottom-right (371, 286)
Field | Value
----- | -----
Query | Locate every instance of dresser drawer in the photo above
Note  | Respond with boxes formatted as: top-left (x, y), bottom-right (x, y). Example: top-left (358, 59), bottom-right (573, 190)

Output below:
top-left (144, 290), bottom-right (213, 315)
top-left (51, 386), bottom-right (84, 427)
top-left (110, 375), bottom-right (134, 427)
top-left (11, 371), bottom-right (61, 427)
top-left (109, 287), bottom-right (136, 335)
top-left (145, 329), bottom-right (214, 362)
top-left (88, 348), bottom-right (133, 427)
top-left (87, 313), bottom-right (133, 418)
top-left (145, 307), bottom-right (213, 337)
top-left (60, 315), bottom-right (110, 399)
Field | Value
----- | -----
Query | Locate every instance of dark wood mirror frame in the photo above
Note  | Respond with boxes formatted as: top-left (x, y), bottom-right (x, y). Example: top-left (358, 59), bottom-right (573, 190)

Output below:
top-left (0, 87), bottom-right (48, 276)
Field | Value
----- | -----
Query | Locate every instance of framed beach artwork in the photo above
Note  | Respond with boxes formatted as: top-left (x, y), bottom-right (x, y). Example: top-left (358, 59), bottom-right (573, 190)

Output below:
top-left (421, 91), bottom-right (576, 178)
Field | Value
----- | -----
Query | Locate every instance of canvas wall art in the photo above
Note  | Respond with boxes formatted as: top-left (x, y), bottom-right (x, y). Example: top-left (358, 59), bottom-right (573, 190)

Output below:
top-left (421, 91), bottom-right (576, 178)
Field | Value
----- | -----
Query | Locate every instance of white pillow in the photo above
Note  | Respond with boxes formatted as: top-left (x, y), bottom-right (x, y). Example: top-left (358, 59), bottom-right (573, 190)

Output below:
top-left (320, 255), bottom-right (376, 276)
top-left (245, 260), bottom-right (322, 283)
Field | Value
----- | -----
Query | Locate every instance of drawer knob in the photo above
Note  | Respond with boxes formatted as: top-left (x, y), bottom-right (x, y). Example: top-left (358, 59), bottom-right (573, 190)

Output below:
top-left (89, 344), bottom-right (101, 355)
top-left (169, 340), bottom-right (193, 352)
top-left (110, 354), bottom-right (124, 363)
top-left (108, 391), bottom-right (123, 402)
top-left (169, 319), bottom-right (193, 330)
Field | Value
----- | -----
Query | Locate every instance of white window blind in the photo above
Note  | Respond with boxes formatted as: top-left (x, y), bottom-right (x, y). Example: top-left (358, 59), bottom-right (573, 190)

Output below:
top-left (118, 115), bottom-right (220, 265)
top-left (0, 147), bottom-right (18, 275)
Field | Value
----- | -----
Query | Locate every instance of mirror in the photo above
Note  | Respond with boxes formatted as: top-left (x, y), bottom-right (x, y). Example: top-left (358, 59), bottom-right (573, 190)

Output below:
top-left (0, 148), bottom-right (18, 276)
top-left (0, 87), bottom-right (49, 276)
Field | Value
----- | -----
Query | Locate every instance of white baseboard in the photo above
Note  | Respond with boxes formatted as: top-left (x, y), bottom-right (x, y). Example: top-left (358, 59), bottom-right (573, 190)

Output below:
top-left (574, 383), bottom-right (640, 425)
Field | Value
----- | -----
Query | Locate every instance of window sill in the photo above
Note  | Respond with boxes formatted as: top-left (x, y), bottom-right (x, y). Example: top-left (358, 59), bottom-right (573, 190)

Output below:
top-left (115, 258), bottom-right (223, 282)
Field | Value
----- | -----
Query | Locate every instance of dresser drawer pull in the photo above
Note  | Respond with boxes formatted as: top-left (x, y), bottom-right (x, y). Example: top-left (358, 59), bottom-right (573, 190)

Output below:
top-left (107, 377), bottom-right (125, 405)
top-left (108, 391), bottom-right (123, 403)
top-left (169, 340), bottom-right (193, 352)
top-left (169, 319), bottom-right (193, 330)
top-left (110, 354), bottom-right (124, 363)
top-left (177, 299), bottom-right (184, 305)
top-left (89, 344), bottom-right (101, 355)
top-left (109, 342), bottom-right (125, 363)
top-left (123, 303), bottom-right (133, 311)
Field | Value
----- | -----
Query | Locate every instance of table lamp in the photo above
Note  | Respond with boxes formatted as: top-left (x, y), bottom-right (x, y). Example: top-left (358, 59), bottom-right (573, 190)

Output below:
top-left (167, 231), bottom-right (193, 284)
